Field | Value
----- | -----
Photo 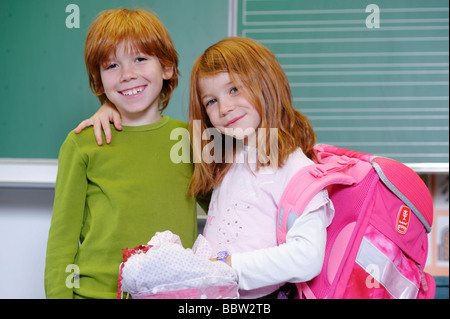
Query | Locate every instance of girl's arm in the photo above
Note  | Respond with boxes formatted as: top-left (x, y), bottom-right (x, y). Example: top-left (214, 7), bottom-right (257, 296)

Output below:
top-left (73, 102), bottom-right (122, 145)
top-left (230, 192), bottom-right (333, 291)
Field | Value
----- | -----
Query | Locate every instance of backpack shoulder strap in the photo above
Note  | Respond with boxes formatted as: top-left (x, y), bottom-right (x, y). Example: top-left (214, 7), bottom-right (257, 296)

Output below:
top-left (277, 156), bottom-right (358, 245)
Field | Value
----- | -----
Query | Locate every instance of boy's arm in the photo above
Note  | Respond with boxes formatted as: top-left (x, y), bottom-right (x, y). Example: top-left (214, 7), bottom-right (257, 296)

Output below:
top-left (73, 102), bottom-right (122, 145)
top-left (45, 135), bottom-right (88, 299)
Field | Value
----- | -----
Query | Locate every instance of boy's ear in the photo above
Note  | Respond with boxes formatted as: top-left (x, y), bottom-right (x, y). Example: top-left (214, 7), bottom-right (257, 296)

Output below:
top-left (162, 65), bottom-right (174, 80)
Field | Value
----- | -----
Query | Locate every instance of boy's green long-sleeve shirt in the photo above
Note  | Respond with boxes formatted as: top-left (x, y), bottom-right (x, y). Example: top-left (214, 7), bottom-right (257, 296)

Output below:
top-left (45, 116), bottom-right (197, 299)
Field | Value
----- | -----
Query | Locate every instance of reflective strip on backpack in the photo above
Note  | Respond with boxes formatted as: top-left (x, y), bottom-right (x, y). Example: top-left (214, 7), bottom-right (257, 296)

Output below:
top-left (370, 158), bottom-right (432, 233)
top-left (355, 237), bottom-right (419, 299)
top-left (278, 207), bottom-right (284, 227)
top-left (287, 212), bottom-right (300, 231)
top-left (278, 207), bottom-right (301, 231)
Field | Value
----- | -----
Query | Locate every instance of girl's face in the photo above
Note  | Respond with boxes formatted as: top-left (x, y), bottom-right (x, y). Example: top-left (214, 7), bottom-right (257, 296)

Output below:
top-left (198, 72), bottom-right (261, 141)
top-left (100, 42), bottom-right (173, 126)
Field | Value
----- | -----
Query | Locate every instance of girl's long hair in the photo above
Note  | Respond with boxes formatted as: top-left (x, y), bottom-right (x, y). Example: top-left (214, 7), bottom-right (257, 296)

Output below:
top-left (188, 37), bottom-right (316, 196)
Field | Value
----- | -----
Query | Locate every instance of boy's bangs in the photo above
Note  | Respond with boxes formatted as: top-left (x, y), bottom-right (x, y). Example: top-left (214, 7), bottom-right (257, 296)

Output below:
top-left (97, 29), bottom-right (157, 65)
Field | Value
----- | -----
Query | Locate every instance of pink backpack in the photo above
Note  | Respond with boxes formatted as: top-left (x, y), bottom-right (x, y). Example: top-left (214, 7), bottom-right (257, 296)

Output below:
top-left (277, 144), bottom-right (435, 299)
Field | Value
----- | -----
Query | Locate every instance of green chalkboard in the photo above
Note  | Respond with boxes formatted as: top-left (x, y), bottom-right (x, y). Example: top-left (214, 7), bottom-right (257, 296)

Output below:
top-left (0, 0), bottom-right (228, 159)
top-left (235, 0), bottom-right (449, 164)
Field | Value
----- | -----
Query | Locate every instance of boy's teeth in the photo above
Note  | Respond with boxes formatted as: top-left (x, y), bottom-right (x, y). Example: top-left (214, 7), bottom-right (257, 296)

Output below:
top-left (121, 87), bottom-right (143, 96)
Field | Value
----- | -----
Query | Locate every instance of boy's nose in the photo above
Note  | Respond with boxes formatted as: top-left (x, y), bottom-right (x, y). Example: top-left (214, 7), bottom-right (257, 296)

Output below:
top-left (120, 67), bottom-right (137, 82)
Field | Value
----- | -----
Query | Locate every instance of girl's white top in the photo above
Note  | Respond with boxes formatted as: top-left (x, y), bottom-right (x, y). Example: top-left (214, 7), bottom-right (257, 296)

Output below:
top-left (203, 147), bottom-right (335, 298)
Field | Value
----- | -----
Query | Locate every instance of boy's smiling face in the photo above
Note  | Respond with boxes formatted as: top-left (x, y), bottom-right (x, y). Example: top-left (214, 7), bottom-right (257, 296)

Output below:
top-left (100, 42), bottom-right (173, 126)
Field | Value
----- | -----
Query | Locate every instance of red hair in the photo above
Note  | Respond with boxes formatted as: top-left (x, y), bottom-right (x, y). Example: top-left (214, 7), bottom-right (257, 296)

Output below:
top-left (84, 8), bottom-right (179, 111)
top-left (188, 37), bottom-right (316, 196)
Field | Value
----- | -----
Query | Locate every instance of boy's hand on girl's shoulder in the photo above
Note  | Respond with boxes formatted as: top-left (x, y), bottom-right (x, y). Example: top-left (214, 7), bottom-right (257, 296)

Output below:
top-left (73, 103), bottom-right (122, 145)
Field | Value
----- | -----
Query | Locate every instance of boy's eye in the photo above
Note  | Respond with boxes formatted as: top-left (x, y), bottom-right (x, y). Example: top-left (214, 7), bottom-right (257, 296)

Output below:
top-left (136, 57), bottom-right (147, 62)
top-left (105, 63), bottom-right (118, 70)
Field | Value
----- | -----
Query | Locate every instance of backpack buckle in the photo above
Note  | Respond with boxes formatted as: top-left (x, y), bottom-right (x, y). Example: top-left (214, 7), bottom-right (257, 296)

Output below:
top-left (310, 156), bottom-right (359, 178)
top-left (337, 155), bottom-right (358, 166)
top-left (310, 166), bottom-right (327, 178)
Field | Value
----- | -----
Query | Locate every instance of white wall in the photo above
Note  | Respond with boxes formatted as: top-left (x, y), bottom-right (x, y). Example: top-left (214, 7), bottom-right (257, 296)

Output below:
top-left (0, 187), bottom-right (54, 299)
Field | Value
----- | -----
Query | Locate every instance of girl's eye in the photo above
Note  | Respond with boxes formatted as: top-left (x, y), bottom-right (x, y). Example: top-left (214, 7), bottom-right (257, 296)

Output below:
top-left (205, 98), bottom-right (217, 107)
top-left (230, 87), bottom-right (238, 94)
top-left (136, 57), bottom-right (147, 62)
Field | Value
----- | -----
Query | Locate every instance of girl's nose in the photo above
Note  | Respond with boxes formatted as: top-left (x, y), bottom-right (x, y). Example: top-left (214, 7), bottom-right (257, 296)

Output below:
top-left (219, 102), bottom-right (235, 116)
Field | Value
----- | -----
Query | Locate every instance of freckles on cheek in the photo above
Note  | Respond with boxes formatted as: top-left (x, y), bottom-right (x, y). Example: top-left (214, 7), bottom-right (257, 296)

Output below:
top-left (99, 72), bottom-right (107, 89)
top-left (205, 110), bottom-right (214, 125)
top-left (209, 117), bottom-right (222, 131)
top-left (100, 74), bottom-right (115, 93)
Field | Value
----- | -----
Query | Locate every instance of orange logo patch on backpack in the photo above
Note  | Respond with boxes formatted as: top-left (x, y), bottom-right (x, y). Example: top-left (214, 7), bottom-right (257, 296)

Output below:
top-left (396, 205), bottom-right (411, 234)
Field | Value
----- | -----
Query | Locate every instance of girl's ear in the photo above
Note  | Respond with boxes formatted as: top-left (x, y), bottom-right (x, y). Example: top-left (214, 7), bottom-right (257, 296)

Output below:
top-left (162, 65), bottom-right (174, 80)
